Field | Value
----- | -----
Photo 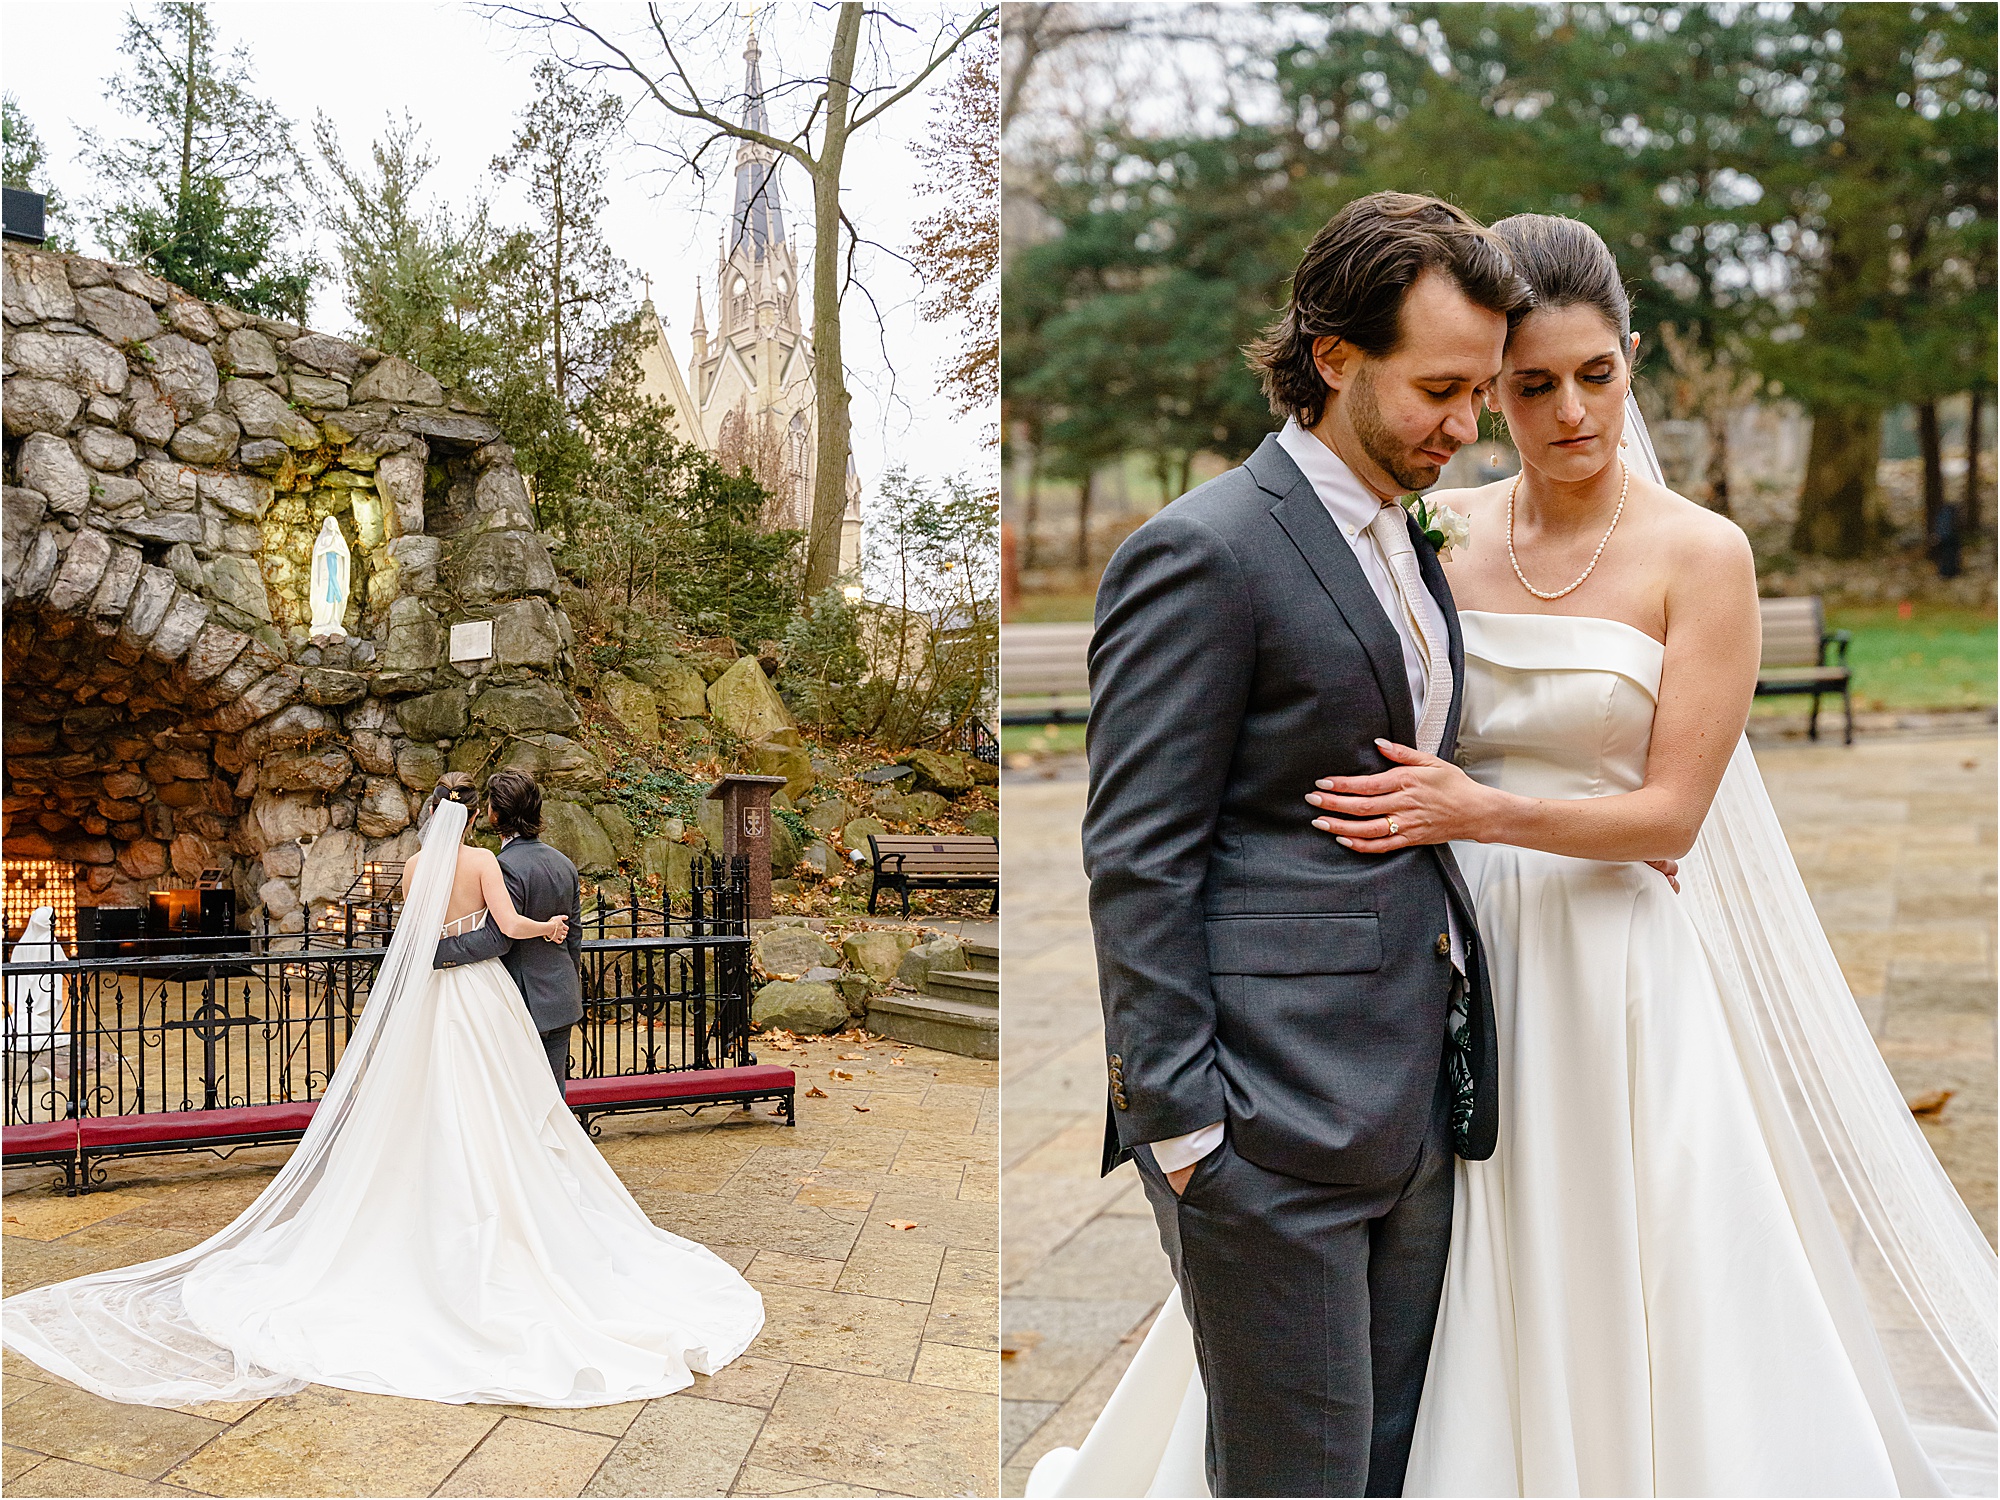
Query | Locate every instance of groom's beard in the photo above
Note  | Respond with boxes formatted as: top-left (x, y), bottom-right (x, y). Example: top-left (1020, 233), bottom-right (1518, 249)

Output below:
top-left (1351, 362), bottom-right (1460, 494)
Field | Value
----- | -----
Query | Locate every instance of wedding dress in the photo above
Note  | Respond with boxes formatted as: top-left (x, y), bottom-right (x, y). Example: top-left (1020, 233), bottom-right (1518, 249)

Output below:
top-left (1, 800), bottom-right (764, 1408)
top-left (1029, 412), bottom-right (1995, 1497)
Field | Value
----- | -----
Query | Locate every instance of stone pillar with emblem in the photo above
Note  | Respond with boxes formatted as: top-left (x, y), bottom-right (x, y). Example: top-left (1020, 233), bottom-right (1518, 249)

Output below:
top-left (705, 774), bottom-right (790, 919)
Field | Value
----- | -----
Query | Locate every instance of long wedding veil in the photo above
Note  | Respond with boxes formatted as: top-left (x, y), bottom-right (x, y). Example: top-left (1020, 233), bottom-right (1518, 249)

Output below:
top-left (0, 799), bottom-right (468, 1406)
top-left (1626, 394), bottom-right (1998, 1495)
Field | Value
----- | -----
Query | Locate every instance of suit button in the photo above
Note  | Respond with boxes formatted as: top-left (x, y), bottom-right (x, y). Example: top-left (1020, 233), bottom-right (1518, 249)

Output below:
top-left (1435, 933), bottom-right (1450, 959)
top-left (1112, 1088), bottom-right (1129, 1110)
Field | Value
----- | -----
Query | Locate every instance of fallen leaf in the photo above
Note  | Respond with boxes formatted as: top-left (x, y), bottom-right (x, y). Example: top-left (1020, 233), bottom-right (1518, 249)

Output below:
top-left (888, 1219), bottom-right (919, 1231)
top-left (838, 1052), bottom-right (866, 1061)
top-left (1909, 1088), bottom-right (1956, 1118)
top-left (1000, 1331), bottom-right (1044, 1360)
top-left (830, 1068), bottom-right (853, 1081)
top-left (853, 1104), bottom-right (871, 1112)
top-left (806, 1085), bottom-right (828, 1098)
top-left (888, 1056), bottom-right (907, 1067)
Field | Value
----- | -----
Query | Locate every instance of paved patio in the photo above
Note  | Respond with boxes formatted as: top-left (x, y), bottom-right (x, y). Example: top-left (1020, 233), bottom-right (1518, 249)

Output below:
top-left (998, 732), bottom-right (1998, 1495)
top-left (2, 1031), bottom-right (998, 1498)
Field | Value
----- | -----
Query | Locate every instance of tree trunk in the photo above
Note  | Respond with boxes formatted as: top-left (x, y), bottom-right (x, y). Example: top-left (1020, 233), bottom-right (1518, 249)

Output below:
top-left (1917, 399), bottom-right (1945, 548)
top-left (1792, 405), bottom-right (1882, 559)
top-left (803, 2), bottom-right (864, 598)
top-left (1965, 389), bottom-right (1986, 538)
top-left (1021, 441), bottom-right (1041, 570)
top-left (1075, 470), bottom-right (1094, 572)
top-left (178, 13), bottom-right (196, 239)
top-left (1703, 410), bottom-right (1732, 517)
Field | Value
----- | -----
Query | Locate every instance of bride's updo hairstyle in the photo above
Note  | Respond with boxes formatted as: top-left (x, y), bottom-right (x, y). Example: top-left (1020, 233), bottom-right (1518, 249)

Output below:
top-left (424, 773), bottom-right (480, 825)
top-left (1489, 214), bottom-right (1631, 344)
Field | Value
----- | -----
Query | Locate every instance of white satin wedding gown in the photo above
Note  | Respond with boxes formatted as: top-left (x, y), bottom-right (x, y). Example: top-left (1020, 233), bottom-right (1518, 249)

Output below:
top-left (2, 800), bottom-right (764, 1409)
top-left (1030, 609), bottom-right (1995, 1498)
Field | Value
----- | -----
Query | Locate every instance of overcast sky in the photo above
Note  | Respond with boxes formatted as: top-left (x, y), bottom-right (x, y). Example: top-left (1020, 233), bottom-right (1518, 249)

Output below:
top-left (2, 1), bottom-right (993, 505)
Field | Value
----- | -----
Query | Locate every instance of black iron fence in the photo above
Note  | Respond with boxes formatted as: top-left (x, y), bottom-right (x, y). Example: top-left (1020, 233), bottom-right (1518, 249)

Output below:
top-left (3, 857), bottom-right (752, 1130)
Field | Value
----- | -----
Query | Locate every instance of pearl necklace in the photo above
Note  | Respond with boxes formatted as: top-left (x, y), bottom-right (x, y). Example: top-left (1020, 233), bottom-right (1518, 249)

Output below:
top-left (1506, 461), bottom-right (1629, 601)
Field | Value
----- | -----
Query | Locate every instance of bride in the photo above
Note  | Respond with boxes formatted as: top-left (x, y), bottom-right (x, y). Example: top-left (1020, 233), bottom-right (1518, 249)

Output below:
top-left (1031, 214), bottom-right (1995, 1497)
top-left (2, 775), bottom-right (763, 1409)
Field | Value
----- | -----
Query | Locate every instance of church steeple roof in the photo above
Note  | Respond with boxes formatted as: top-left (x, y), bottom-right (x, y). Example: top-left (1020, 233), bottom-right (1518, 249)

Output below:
top-left (729, 29), bottom-right (786, 259)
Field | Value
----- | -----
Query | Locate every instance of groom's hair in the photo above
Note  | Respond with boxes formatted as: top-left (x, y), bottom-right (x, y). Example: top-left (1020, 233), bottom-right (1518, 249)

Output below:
top-left (485, 771), bottom-right (543, 838)
top-left (1248, 191), bottom-right (1531, 427)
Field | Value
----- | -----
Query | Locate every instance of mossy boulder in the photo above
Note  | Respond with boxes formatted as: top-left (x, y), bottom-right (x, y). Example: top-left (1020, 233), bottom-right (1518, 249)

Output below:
top-left (898, 936), bottom-right (968, 990)
top-left (841, 929), bottom-right (920, 981)
top-left (964, 810), bottom-right (999, 838)
top-left (841, 816), bottom-right (886, 856)
top-left (472, 680), bottom-right (579, 735)
top-left (706, 655), bottom-right (793, 742)
top-left (753, 980), bottom-right (847, 1035)
top-left (904, 749), bottom-right (975, 797)
top-left (754, 739), bottom-right (815, 800)
top-left (626, 654), bottom-right (710, 717)
top-left (593, 803), bottom-right (638, 861)
top-left (640, 836), bottom-right (695, 894)
top-left (873, 790), bottom-right (951, 824)
top-left (599, 674), bottom-right (660, 742)
top-left (541, 798), bottom-right (617, 873)
top-left (755, 926), bottom-right (838, 976)
top-left (397, 687), bottom-right (469, 742)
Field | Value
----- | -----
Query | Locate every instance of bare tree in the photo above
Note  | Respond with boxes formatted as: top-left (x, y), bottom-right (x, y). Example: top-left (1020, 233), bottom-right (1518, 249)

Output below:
top-left (493, 2), bottom-right (997, 597)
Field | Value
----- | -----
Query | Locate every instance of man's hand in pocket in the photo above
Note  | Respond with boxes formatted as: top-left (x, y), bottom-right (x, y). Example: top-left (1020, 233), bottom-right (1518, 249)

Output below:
top-left (1166, 1163), bottom-right (1197, 1197)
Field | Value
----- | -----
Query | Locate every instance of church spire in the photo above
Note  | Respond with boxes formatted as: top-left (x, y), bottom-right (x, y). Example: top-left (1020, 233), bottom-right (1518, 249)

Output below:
top-left (729, 26), bottom-right (786, 259)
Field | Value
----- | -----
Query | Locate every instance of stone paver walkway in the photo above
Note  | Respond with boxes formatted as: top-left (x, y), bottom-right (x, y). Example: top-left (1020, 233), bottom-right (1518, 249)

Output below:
top-left (998, 733), bottom-right (1997, 1495)
top-left (2, 1032), bottom-right (998, 1498)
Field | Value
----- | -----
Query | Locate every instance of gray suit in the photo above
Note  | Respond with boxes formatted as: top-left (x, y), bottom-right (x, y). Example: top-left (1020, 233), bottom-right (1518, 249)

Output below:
top-left (1084, 434), bottom-right (1497, 1496)
top-left (433, 835), bottom-right (585, 1087)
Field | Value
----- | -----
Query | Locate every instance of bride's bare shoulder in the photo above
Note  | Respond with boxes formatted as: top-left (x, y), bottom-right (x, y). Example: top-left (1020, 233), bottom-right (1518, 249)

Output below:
top-left (1640, 475), bottom-right (1754, 574)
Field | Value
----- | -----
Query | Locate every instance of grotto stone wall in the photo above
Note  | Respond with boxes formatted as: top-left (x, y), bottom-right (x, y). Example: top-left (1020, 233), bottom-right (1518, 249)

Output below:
top-left (1, 243), bottom-right (587, 932)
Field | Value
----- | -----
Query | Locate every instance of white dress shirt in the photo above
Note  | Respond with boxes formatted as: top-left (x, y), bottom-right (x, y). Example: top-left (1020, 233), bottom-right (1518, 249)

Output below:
top-left (1148, 422), bottom-right (1462, 1177)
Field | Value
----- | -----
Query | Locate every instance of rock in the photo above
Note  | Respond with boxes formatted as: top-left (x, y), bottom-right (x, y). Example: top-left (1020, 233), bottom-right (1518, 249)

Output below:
top-left (350, 728), bottom-right (397, 775)
top-left (357, 778), bottom-right (411, 838)
top-left (805, 798), bottom-right (851, 834)
top-left (110, 265), bottom-right (173, 304)
top-left (126, 393), bottom-right (177, 446)
top-left (967, 756), bottom-right (998, 786)
top-left (286, 333), bottom-right (365, 380)
top-left (289, 373), bottom-right (349, 409)
top-left (382, 534), bottom-right (439, 595)
top-left (224, 327), bottom-right (280, 376)
top-left (304, 668), bottom-right (367, 706)
top-left (147, 591), bottom-right (209, 660)
top-left (205, 554), bottom-right (273, 622)
top-left (541, 798), bottom-right (617, 873)
top-left (706, 655), bottom-right (795, 742)
top-left (352, 355), bottom-right (445, 405)
top-left (192, 475), bottom-right (271, 525)
top-left (182, 623), bottom-right (249, 682)
top-left (376, 453), bottom-right (425, 536)
top-left (770, 812), bottom-right (802, 877)
top-left (169, 411), bottom-right (239, 464)
top-left (752, 979), bottom-right (848, 1035)
top-left (112, 512), bottom-right (203, 547)
top-left (46, 527), bottom-right (114, 613)
top-left (640, 837), bottom-right (696, 894)
top-left (593, 803), bottom-right (638, 860)
top-left (163, 295), bottom-right (218, 341)
top-left (396, 743), bottom-right (445, 792)
top-left (754, 740), bottom-right (815, 800)
top-left (237, 438), bottom-right (291, 473)
top-left (258, 876), bottom-right (302, 918)
top-left (842, 929), bottom-right (919, 981)
top-left (755, 925), bottom-right (838, 976)
top-left (836, 975), bottom-right (873, 1018)
top-left (74, 284), bottom-right (161, 344)
top-left (472, 680), bottom-right (579, 734)
top-left (227, 379), bottom-right (318, 447)
top-left (491, 597), bottom-right (562, 670)
top-left (261, 747), bottom-right (353, 793)
top-left (841, 816), bottom-right (886, 856)
top-left (446, 736), bottom-right (493, 777)
top-left (534, 734), bottom-right (605, 791)
top-left (904, 749), bottom-right (975, 797)
top-left (897, 936), bottom-right (968, 991)
top-left (381, 597), bottom-right (443, 671)
top-left (78, 425), bottom-right (137, 471)
top-left (874, 790), bottom-right (951, 824)
top-left (800, 840), bottom-right (836, 878)
top-left (144, 335), bottom-right (219, 413)
top-left (449, 528), bottom-right (558, 602)
top-left (473, 466), bottom-right (532, 524)
top-left (398, 688), bottom-right (470, 741)
top-left (7, 330), bottom-right (127, 395)
top-left (626, 654), bottom-right (709, 717)
top-left (17, 433), bottom-right (91, 515)
top-left (1, 378), bottom-right (81, 436)
top-left (964, 809), bottom-right (998, 837)
top-left (599, 675), bottom-right (660, 741)
top-left (250, 790), bottom-right (330, 845)
top-left (398, 410), bottom-right (501, 445)
top-left (4, 251), bottom-right (76, 322)
top-left (240, 703), bottom-right (331, 759)
top-left (300, 828), bottom-right (365, 906)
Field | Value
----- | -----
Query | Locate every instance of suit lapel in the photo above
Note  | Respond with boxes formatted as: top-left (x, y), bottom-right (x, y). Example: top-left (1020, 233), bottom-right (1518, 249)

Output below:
top-left (1408, 514), bottom-right (1466, 758)
top-left (1250, 436), bottom-right (1417, 748)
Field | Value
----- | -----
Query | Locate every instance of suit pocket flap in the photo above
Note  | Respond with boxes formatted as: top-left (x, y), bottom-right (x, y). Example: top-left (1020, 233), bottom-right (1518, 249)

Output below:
top-left (1206, 913), bottom-right (1382, 975)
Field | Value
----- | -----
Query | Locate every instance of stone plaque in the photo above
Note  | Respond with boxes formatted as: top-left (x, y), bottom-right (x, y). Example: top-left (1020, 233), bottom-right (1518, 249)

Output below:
top-left (448, 620), bottom-right (494, 663)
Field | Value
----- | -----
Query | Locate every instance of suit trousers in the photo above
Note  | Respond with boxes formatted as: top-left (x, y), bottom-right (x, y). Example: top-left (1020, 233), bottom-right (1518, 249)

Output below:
top-left (1134, 1066), bottom-right (1455, 1498)
top-left (540, 1022), bottom-right (572, 1091)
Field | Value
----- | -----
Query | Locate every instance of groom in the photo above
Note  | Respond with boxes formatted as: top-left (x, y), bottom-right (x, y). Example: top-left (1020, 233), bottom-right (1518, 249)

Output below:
top-left (433, 770), bottom-right (585, 1087)
top-left (1083, 192), bottom-right (1525, 1497)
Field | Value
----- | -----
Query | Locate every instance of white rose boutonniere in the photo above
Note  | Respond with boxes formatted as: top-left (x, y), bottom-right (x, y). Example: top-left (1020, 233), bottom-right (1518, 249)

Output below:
top-left (1402, 494), bottom-right (1470, 560)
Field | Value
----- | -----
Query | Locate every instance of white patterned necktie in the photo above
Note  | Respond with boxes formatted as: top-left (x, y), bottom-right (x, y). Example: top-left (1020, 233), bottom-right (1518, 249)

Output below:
top-left (1366, 503), bottom-right (1453, 756)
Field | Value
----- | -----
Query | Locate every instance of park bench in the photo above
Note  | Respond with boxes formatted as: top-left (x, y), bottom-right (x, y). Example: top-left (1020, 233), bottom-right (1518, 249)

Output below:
top-left (1001, 622), bottom-right (1093, 724)
top-left (866, 834), bottom-right (1000, 918)
top-left (1755, 596), bottom-right (1853, 744)
top-left (2, 1064), bottom-right (797, 1192)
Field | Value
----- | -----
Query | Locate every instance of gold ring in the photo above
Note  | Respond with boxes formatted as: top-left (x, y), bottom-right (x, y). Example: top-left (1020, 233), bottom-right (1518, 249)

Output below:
top-left (1387, 818), bottom-right (1400, 836)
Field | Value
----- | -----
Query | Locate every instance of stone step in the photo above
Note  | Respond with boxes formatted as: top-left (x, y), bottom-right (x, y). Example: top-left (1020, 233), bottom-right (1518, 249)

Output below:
top-left (866, 992), bottom-right (998, 1060)
top-left (924, 968), bottom-right (997, 1008)
top-left (964, 940), bottom-right (998, 974)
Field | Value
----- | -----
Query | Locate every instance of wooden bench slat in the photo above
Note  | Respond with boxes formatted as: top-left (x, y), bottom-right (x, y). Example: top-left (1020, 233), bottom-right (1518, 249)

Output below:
top-left (1753, 596), bottom-right (1852, 743)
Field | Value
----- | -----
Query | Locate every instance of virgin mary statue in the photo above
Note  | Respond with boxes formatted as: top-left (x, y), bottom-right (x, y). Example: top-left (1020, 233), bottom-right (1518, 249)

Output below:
top-left (309, 517), bottom-right (350, 640)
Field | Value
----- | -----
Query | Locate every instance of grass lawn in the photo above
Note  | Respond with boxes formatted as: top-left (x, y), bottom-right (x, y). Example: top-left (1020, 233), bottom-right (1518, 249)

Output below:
top-left (1754, 605), bottom-right (1997, 715)
top-left (1002, 721), bottom-right (1088, 757)
top-left (1005, 591), bottom-right (1097, 624)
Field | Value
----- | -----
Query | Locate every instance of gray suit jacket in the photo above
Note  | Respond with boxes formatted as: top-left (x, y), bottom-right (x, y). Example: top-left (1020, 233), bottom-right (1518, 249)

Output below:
top-left (433, 835), bottom-right (584, 1033)
top-left (1084, 433), bottom-right (1497, 1186)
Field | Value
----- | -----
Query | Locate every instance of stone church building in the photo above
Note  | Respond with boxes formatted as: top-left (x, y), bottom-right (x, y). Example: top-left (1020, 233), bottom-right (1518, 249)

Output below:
top-left (631, 30), bottom-right (863, 575)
